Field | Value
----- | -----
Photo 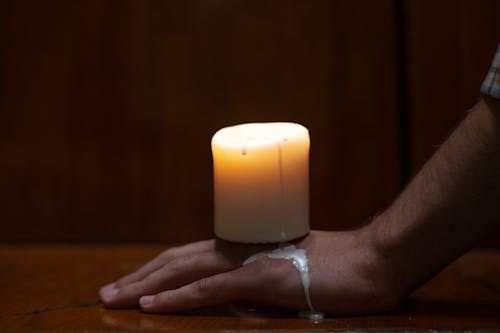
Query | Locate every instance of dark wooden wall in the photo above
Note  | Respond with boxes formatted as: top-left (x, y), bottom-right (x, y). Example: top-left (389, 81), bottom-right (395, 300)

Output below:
top-left (0, 0), bottom-right (498, 243)
top-left (408, 0), bottom-right (500, 171)
top-left (407, 0), bottom-right (500, 247)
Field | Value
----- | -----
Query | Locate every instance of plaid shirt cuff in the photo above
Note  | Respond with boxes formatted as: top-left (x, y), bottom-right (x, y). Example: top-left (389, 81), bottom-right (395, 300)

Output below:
top-left (481, 43), bottom-right (500, 99)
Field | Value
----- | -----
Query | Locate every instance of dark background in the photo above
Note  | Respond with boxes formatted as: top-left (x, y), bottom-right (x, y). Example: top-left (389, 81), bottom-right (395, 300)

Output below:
top-left (0, 0), bottom-right (499, 243)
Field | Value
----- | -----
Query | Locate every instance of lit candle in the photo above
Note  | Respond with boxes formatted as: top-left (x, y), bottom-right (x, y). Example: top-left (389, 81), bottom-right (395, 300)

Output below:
top-left (211, 122), bottom-right (310, 243)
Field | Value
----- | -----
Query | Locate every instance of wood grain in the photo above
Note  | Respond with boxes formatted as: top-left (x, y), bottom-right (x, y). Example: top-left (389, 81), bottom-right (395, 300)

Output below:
top-left (0, 244), bottom-right (499, 331)
top-left (0, 0), bottom-right (400, 242)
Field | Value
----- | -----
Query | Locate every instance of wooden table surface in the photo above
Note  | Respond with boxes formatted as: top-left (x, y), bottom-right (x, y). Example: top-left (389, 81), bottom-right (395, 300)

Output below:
top-left (1, 244), bottom-right (499, 332)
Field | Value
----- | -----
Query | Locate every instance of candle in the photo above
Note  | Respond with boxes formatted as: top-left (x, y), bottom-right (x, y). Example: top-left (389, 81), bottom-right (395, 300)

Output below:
top-left (211, 122), bottom-right (310, 243)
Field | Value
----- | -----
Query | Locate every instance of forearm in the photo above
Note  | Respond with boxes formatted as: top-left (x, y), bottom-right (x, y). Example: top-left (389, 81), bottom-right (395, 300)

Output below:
top-left (370, 97), bottom-right (500, 294)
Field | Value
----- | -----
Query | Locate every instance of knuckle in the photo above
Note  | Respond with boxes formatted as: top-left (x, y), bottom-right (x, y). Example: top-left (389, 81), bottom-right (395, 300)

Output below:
top-left (192, 278), bottom-right (213, 298)
top-left (153, 291), bottom-right (169, 306)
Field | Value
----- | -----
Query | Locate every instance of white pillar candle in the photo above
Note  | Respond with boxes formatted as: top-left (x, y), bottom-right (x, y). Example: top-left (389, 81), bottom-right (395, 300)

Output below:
top-left (211, 122), bottom-right (310, 243)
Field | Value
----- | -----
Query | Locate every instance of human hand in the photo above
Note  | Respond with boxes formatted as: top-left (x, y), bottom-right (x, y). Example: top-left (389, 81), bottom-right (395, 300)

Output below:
top-left (99, 229), bottom-right (404, 315)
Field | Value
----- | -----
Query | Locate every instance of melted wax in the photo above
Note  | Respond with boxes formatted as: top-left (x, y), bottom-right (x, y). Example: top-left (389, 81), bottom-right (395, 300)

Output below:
top-left (243, 244), bottom-right (324, 320)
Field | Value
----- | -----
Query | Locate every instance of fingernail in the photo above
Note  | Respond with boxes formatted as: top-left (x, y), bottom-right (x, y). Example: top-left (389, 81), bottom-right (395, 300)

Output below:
top-left (100, 282), bottom-right (116, 292)
top-left (100, 285), bottom-right (119, 302)
top-left (140, 295), bottom-right (155, 307)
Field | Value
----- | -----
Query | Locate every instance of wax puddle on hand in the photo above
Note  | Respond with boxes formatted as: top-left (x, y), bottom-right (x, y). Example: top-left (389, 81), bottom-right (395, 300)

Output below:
top-left (243, 244), bottom-right (324, 321)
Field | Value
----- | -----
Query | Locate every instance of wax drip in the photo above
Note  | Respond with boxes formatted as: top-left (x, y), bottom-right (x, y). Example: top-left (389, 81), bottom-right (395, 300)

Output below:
top-left (241, 140), bottom-right (248, 155)
top-left (277, 137), bottom-right (288, 241)
top-left (242, 136), bottom-right (254, 156)
top-left (277, 141), bottom-right (285, 201)
top-left (243, 244), bottom-right (324, 321)
top-left (277, 141), bottom-right (285, 240)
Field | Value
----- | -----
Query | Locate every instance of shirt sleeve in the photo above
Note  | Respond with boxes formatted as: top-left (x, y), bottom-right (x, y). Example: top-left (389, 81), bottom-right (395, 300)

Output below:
top-left (481, 43), bottom-right (500, 99)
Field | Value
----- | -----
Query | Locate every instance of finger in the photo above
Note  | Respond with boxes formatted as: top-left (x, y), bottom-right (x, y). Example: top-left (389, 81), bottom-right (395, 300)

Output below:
top-left (139, 257), bottom-right (304, 313)
top-left (118, 240), bottom-right (217, 287)
top-left (139, 268), bottom-right (250, 313)
top-left (102, 239), bottom-right (217, 292)
top-left (109, 239), bottom-right (271, 290)
top-left (100, 249), bottom-right (238, 308)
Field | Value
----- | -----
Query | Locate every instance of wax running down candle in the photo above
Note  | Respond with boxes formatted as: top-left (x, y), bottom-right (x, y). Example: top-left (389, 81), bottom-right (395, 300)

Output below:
top-left (211, 122), bottom-right (310, 243)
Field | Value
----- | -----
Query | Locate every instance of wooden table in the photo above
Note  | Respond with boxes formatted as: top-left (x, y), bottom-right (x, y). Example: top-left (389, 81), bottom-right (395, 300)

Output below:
top-left (1, 244), bottom-right (499, 332)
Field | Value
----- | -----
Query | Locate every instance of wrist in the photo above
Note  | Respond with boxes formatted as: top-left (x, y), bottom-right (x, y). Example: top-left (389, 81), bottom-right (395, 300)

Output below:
top-left (361, 214), bottom-right (422, 300)
top-left (357, 221), bottom-right (410, 307)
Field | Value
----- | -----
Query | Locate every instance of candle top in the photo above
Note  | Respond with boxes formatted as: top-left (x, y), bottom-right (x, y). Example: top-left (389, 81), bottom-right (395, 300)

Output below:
top-left (212, 122), bottom-right (309, 150)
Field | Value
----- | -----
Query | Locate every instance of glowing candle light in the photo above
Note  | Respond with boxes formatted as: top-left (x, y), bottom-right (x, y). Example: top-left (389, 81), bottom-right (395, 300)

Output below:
top-left (211, 122), bottom-right (310, 243)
